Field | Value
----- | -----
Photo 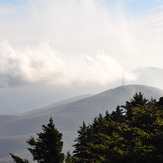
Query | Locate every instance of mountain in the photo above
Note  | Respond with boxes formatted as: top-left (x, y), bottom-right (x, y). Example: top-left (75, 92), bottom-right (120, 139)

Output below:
top-left (0, 83), bottom-right (108, 115)
top-left (0, 85), bottom-right (163, 162)
top-left (1, 66), bottom-right (163, 115)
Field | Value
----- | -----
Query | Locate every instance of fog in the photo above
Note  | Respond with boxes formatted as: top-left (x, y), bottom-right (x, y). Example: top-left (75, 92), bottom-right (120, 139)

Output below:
top-left (0, 0), bottom-right (163, 114)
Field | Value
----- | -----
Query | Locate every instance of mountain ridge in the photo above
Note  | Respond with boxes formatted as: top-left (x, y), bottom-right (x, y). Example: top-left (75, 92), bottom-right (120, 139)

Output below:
top-left (0, 84), bottom-right (163, 162)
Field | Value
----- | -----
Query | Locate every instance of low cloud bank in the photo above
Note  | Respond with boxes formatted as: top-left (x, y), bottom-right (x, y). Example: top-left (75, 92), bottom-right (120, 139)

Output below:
top-left (0, 42), bottom-right (135, 87)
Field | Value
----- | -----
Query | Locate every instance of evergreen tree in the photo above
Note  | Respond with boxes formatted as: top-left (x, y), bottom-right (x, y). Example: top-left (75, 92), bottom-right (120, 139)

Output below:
top-left (10, 117), bottom-right (64, 163)
top-left (73, 122), bottom-right (91, 162)
top-left (65, 151), bottom-right (72, 163)
top-left (122, 92), bottom-right (148, 119)
top-left (10, 154), bottom-right (29, 163)
top-left (10, 93), bottom-right (163, 163)
top-left (110, 105), bottom-right (124, 122)
top-left (27, 118), bottom-right (64, 163)
top-left (72, 93), bottom-right (163, 163)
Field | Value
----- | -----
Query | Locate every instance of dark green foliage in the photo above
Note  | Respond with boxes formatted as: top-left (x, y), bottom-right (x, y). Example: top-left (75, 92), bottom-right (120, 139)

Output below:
top-left (10, 93), bottom-right (163, 163)
top-left (27, 118), bottom-right (64, 163)
top-left (110, 105), bottom-right (124, 122)
top-left (121, 92), bottom-right (148, 120)
top-left (72, 93), bottom-right (163, 163)
top-left (65, 151), bottom-right (72, 163)
top-left (10, 153), bottom-right (29, 163)
top-left (73, 122), bottom-right (91, 162)
top-left (10, 118), bottom-right (64, 163)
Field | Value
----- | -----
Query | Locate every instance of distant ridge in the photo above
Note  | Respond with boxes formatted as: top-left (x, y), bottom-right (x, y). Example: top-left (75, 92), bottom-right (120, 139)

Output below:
top-left (0, 84), bottom-right (163, 162)
top-left (23, 94), bottom-right (92, 117)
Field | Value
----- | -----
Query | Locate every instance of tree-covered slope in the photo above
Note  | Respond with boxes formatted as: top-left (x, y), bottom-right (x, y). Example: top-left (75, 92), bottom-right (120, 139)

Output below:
top-left (0, 85), bottom-right (163, 161)
top-left (72, 93), bottom-right (163, 163)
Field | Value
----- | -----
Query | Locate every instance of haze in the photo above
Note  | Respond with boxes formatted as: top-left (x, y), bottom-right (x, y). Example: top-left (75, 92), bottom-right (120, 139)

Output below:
top-left (0, 0), bottom-right (163, 114)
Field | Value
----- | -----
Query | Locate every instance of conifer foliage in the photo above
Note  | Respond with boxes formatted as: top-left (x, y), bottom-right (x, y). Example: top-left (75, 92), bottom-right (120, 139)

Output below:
top-left (10, 154), bottom-right (29, 163)
top-left (72, 93), bottom-right (163, 163)
top-left (10, 117), bottom-right (64, 163)
top-left (65, 151), bottom-right (73, 163)
top-left (10, 93), bottom-right (163, 163)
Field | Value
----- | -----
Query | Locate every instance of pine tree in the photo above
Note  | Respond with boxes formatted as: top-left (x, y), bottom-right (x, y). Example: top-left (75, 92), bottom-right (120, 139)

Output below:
top-left (65, 151), bottom-right (72, 163)
top-left (110, 105), bottom-right (124, 122)
top-left (122, 92), bottom-right (148, 119)
top-left (73, 122), bottom-right (91, 162)
top-left (10, 117), bottom-right (64, 163)
top-left (10, 153), bottom-right (29, 163)
top-left (27, 117), bottom-right (64, 163)
top-left (72, 93), bottom-right (163, 163)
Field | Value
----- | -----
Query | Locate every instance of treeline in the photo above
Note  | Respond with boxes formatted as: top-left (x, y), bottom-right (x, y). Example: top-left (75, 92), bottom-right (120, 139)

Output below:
top-left (11, 93), bottom-right (163, 163)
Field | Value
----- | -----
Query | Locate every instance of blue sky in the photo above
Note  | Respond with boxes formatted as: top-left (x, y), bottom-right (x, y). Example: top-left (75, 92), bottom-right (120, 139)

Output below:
top-left (1, 0), bottom-right (163, 23)
top-left (1, 0), bottom-right (163, 22)
top-left (97, 0), bottom-right (163, 16)
top-left (123, 0), bottom-right (163, 14)
top-left (1, 0), bottom-right (163, 13)
top-left (0, 0), bottom-right (27, 5)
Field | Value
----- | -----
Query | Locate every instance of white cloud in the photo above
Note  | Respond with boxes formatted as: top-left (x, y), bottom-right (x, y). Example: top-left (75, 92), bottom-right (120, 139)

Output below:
top-left (0, 42), bottom-right (135, 87)
top-left (0, 1), bottom-right (161, 67)
top-left (0, 1), bottom-right (139, 52)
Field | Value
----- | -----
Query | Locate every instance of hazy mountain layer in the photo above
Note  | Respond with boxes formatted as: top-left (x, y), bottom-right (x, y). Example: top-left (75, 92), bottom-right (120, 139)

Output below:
top-left (0, 85), bottom-right (163, 162)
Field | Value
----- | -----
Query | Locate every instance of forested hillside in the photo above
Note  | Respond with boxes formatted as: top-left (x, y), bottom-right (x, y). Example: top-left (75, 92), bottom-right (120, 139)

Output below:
top-left (11, 93), bottom-right (163, 163)
top-left (72, 93), bottom-right (163, 162)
